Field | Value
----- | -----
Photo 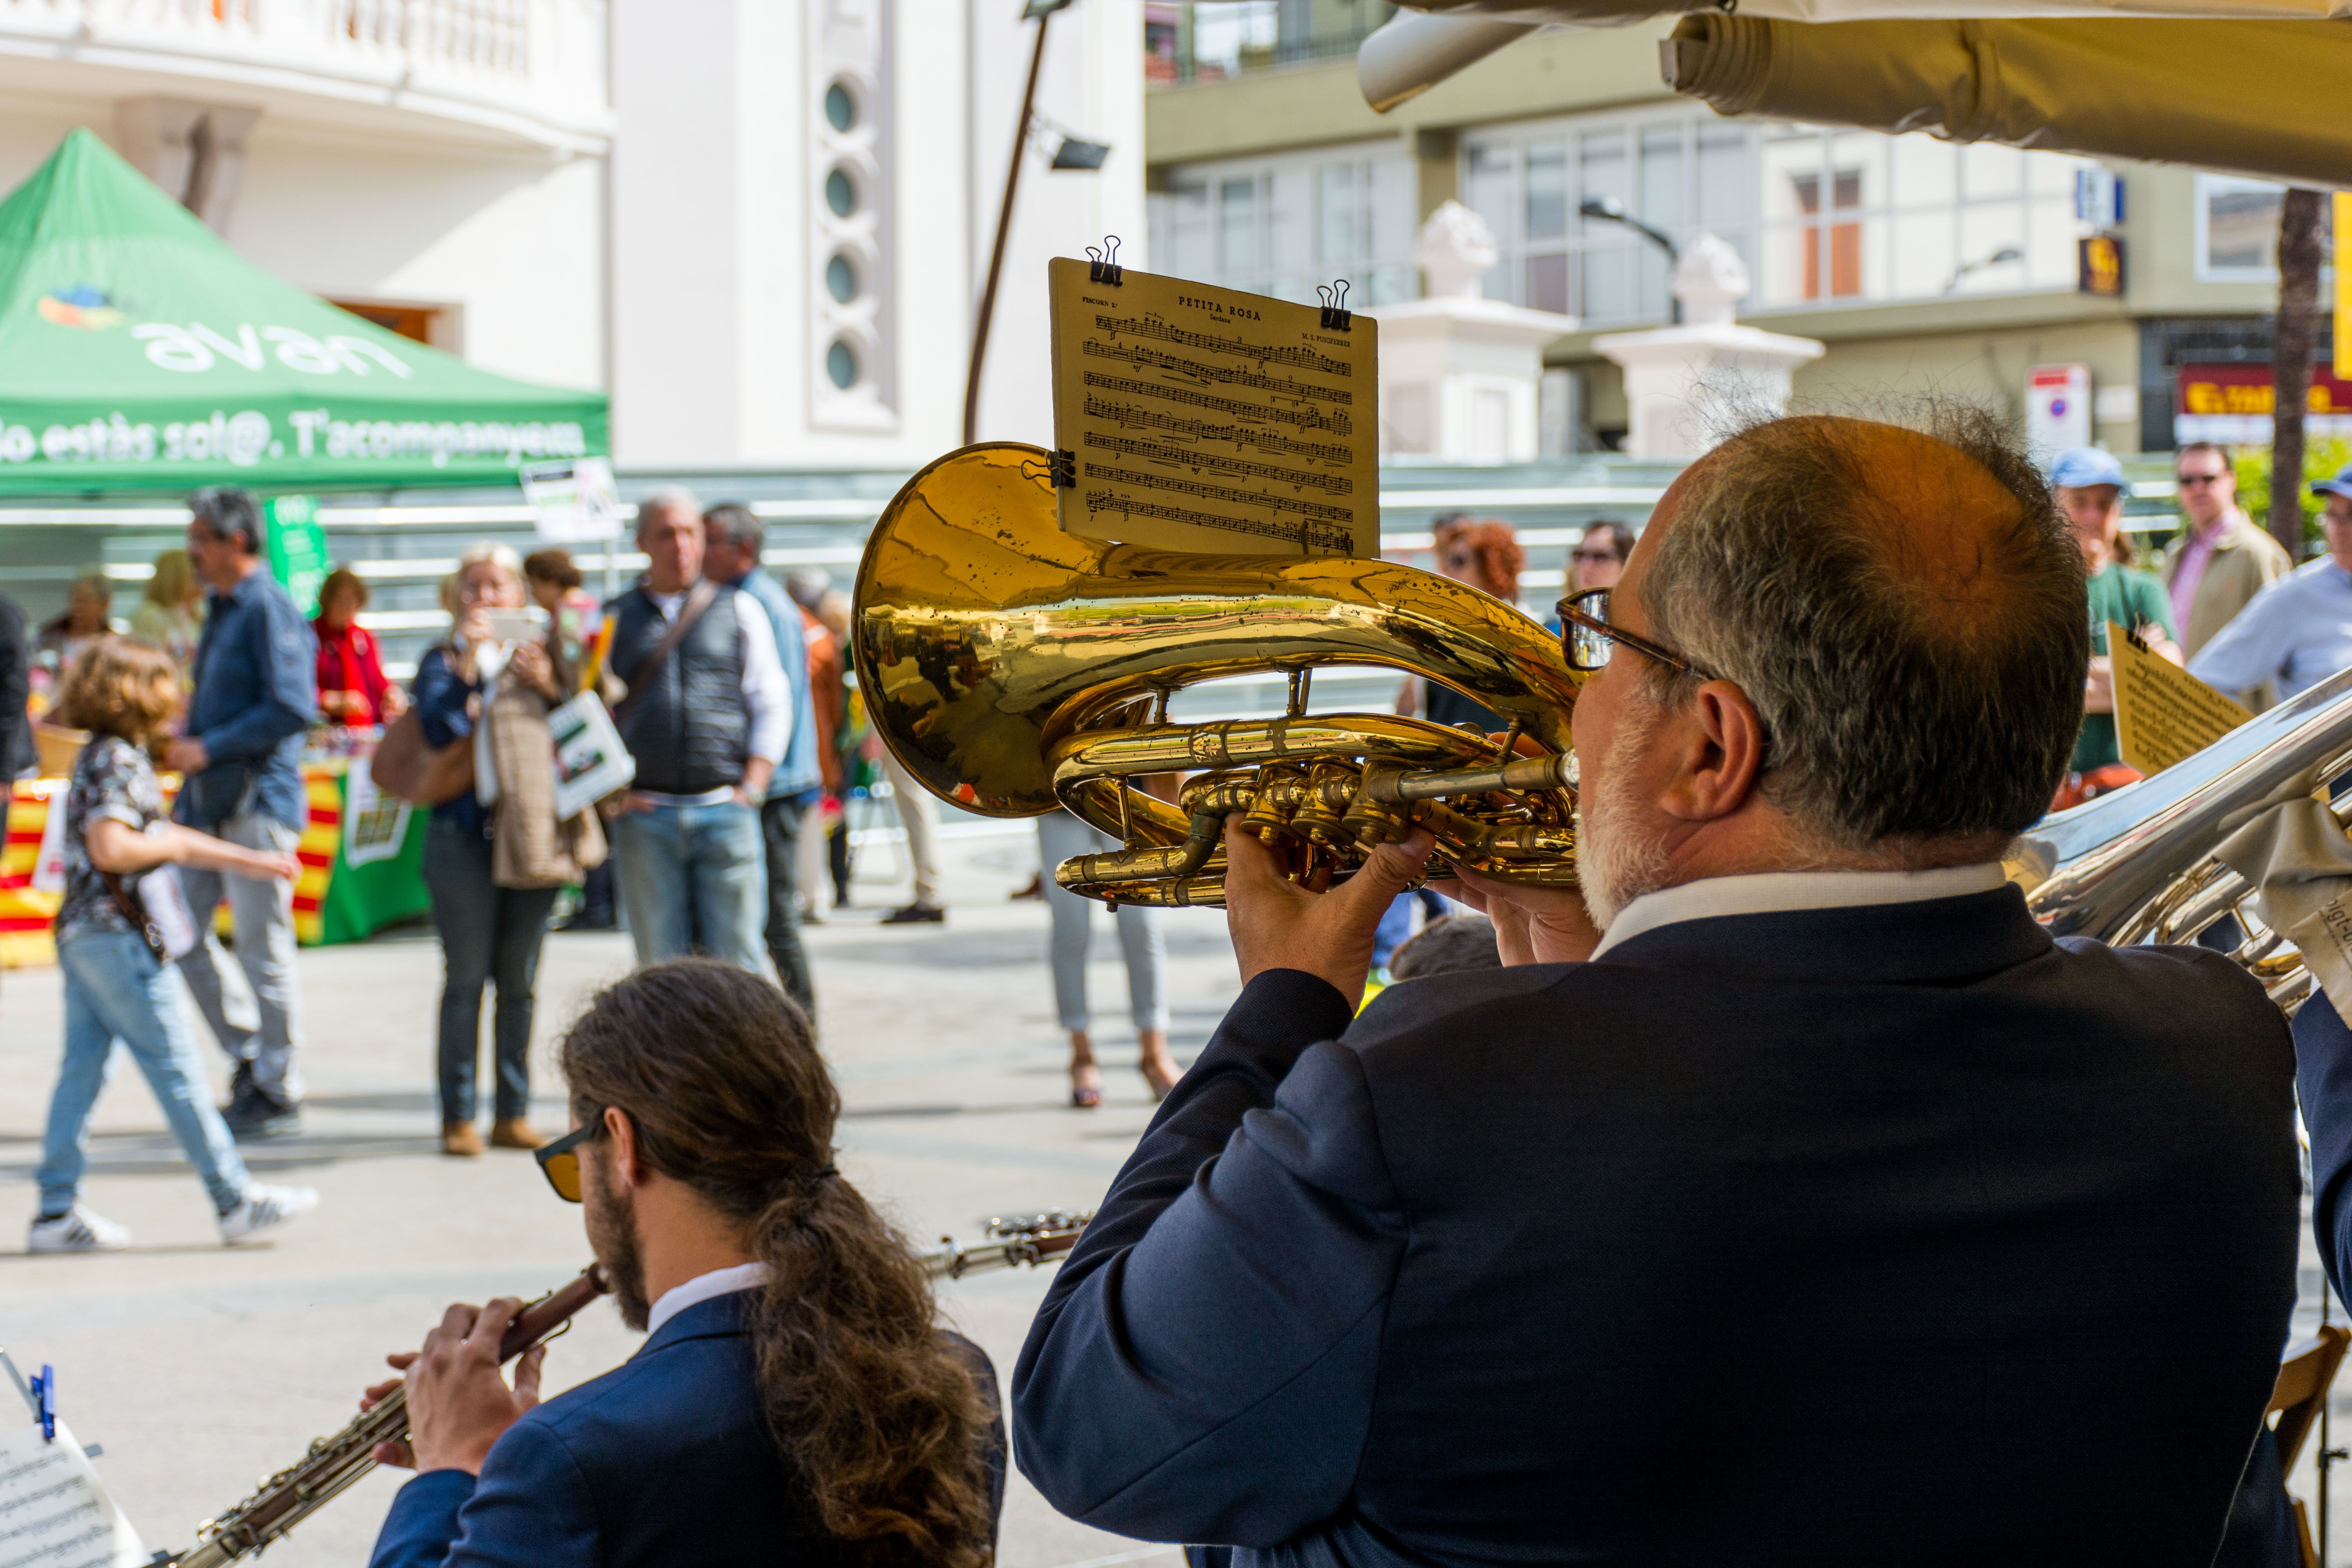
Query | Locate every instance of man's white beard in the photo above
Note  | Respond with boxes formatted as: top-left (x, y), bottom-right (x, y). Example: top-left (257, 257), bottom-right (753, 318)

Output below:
top-left (1574, 703), bottom-right (1674, 931)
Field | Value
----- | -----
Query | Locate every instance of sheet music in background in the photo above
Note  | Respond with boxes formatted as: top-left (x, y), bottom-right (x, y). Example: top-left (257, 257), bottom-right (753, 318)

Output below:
top-left (1048, 258), bottom-right (1379, 558)
top-left (0, 1422), bottom-right (149, 1568)
top-left (2108, 619), bottom-right (2252, 775)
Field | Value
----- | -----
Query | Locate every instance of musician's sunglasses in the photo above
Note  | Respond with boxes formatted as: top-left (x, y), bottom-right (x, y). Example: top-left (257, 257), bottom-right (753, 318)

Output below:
top-left (534, 1118), bottom-right (599, 1203)
top-left (1555, 589), bottom-right (1715, 679)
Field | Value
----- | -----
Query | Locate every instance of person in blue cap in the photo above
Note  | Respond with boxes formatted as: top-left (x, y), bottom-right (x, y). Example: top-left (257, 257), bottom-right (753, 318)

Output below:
top-left (2050, 446), bottom-right (2180, 781)
top-left (2189, 461), bottom-right (2352, 704)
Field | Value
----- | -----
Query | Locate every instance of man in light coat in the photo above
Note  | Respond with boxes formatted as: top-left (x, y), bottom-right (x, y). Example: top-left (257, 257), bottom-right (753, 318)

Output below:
top-left (2160, 442), bottom-right (2291, 684)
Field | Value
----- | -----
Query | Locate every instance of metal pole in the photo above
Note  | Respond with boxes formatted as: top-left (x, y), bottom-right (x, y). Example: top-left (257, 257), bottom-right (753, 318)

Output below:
top-left (962, 7), bottom-right (1054, 446)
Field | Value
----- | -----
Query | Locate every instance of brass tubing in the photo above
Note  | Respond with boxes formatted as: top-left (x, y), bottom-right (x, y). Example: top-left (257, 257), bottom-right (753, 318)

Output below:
top-left (1368, 750), bottom-right (1573, 803)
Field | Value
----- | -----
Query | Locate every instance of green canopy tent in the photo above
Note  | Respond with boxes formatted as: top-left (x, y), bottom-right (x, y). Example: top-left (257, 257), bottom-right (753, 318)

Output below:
top-left (0, 128), bottom-right (607, 496)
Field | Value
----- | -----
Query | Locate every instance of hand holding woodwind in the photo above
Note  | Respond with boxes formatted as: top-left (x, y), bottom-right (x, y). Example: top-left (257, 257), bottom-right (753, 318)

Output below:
top-left (361, 1298), bottom-right (548, 1475)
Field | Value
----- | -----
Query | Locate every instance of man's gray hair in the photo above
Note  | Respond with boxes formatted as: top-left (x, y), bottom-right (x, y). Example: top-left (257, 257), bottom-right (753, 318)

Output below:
top-left (1637, 404), bottom-right (2086, 851)
top-left (635, 485), bottom-right (701, 537)
top-left (703, 502), bottom-right (764, 555)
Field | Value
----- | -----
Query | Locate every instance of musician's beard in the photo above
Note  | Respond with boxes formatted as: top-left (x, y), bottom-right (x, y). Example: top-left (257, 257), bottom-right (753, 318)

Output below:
top-left (1574, 701), bottom-right (1671, 931)
top-left (584, 1173), bottom-right (652, 1332)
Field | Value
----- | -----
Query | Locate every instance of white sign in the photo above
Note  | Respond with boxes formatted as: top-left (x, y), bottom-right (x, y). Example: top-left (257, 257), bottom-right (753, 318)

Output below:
top-left (520, 456), bottom-right (622, 544)
top-left (0, 1421), bottom-right (149, 1568)
top-left (341, 762), bottom-right (412, 869)
top-left (2026, 364), bottom-right (2093, 463)
top-left (548, 692), bottom-right (635, 821)
top-left (29, 788), bottom-right (65, 895)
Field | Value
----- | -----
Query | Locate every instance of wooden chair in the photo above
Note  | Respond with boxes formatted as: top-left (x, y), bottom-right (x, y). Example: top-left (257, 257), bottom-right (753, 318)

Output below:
top-left (2267, 1324), bottom-right (2351, 1568)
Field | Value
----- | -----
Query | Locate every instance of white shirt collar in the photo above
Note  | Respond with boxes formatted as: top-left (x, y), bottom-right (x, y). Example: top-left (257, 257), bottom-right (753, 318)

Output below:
top-left (1587, 862), bottom-right (2008, 960)
top-left (644, 1261), bottom-right (769, 1337)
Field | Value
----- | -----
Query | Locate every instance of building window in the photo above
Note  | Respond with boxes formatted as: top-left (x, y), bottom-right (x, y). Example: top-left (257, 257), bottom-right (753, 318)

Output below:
top-left (1149, 142), bottom-right (1416, 306)
top-left (2196, 174), bottom-right (2288, 280)
top-left (1462, 113), bottom-right (1758, 327)
top-left (1150, 0), bottom-right (1396, 85)
top-left (808, 0), bottom-right (894, 430)
top-left (1462, 111), bottom-right (2092, 327)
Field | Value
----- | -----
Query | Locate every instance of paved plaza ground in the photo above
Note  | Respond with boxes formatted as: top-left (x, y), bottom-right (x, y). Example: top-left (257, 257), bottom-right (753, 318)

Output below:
top-left (3, 819), bottom-right (2349, 1564)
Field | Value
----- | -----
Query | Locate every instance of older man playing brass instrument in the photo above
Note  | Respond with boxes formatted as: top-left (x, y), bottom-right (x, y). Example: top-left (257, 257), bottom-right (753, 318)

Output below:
top-left (1014, 411), bottom-right (2298, 1564)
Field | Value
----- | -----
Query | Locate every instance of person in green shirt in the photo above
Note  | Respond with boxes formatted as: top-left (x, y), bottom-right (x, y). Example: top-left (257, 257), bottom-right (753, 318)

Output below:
top-left (2051, 447), bottom-right (2182, 775)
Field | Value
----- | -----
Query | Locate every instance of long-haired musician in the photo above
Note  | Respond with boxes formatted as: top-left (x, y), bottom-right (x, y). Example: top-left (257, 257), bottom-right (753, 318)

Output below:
top-left (363, 960), bottom-right (1004, 1568)
top-left (1014, 409), bottom-right (2299, 1564)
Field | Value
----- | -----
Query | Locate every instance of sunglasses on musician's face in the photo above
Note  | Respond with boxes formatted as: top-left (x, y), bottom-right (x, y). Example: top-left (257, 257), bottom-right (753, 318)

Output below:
top-left (535, 1117), bottom-right (600, 1203)
top-left (1555, 588), bottom-right (1714, 679)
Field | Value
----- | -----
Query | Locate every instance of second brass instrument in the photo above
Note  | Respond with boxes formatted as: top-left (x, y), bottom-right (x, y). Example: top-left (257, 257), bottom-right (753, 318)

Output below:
top-left (853, 443), bottom-right (1586, 905)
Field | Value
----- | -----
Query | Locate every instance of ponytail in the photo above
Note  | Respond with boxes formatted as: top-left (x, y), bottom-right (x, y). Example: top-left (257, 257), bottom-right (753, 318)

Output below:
top-left (559, 961), bottom-right (995, 1568)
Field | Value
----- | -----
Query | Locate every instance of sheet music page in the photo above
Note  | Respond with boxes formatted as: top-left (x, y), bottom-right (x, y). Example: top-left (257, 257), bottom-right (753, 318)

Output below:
top-left (0, 1422), bottom-right (149, 1568)
top-left (1049, 257), bottom-right (1378, 557)
top-left (2109, 620), bottom-right (2252, 775)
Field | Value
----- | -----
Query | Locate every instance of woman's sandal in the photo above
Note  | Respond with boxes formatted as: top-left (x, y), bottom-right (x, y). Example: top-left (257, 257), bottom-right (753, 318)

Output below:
top-left (1070, 1062), bottom-right (1103, 1109)
top-left (1140, 1060), bottom-right (1178, 1103)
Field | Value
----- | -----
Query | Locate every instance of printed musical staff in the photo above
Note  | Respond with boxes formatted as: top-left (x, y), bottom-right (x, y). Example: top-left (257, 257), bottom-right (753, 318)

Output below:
top-left (1082, 489), bottom-right (1354, 552)
top-left (1092, 313), bottom-right (1353, 378)
top-left (1082, 433), bottom-right (1354, 495)
top-left (1082, 463), bottom-right (1355, 524)
top-left (1080, 339), bottom-right (1352, 405)
top-left (1081, 395), bottom-right (1353, 465)
top-left (1083, 374), bottom-right (1352, 438)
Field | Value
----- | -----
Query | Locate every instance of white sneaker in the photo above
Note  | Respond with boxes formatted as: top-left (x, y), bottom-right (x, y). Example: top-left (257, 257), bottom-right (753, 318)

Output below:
top-left (219, 1185), bottom-right (319, 1244)
top-left (29, 1206), bottom-right (130, 1254)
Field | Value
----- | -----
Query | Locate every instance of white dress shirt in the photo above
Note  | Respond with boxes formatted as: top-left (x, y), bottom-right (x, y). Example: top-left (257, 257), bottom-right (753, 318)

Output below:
top-left (1588, 862), bottom-right (2009, 960)
top-left (639, 584), bottom-right (792, 806)
top-left (644, 1260), bottom-right (771, 1337)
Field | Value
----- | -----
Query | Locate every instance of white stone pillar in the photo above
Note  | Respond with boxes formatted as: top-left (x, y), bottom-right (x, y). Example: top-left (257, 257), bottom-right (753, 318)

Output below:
top-left (1366, 201), bottom-right (1576, 461)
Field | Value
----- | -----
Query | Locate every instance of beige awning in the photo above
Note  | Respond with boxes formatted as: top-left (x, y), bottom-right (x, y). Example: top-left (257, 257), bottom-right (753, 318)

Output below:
top-left (1659, 15), bottom-right (2352, 187)
top-left (1358, 0), bottom-right (2352, 116)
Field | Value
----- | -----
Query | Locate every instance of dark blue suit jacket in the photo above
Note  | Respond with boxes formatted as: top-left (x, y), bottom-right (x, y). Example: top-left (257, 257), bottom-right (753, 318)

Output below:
top-left (370, 1295), bottom-right (1004, 1568)
top-left (1014, 886), bottom-right (2300, 1566)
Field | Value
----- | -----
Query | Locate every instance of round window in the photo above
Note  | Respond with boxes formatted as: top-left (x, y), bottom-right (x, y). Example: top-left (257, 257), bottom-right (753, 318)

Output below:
top-left (826, 339), bottom-right (859, 389)
top-left (824, 82), bottom-right (857, 133)
top-left (824, 168), bottom-right (858, 218)
top-left (825, 254), bottom-right (859, 303)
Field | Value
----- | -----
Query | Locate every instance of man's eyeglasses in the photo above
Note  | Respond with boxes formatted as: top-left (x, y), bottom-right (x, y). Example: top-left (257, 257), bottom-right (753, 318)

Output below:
top-left (1571, 548), bottom-right (1621, 564)
top-left (2176, 472), bottom-right (2226, 487)
top-left (1556, 589), bottom-right (1713, 679)
top-left (534, 1118), bottom-right (599, 1203)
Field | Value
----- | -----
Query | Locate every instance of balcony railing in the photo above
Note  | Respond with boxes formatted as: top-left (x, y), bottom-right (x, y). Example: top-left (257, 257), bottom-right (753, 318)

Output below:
top-left (0, 0), bottom-right (609, 149)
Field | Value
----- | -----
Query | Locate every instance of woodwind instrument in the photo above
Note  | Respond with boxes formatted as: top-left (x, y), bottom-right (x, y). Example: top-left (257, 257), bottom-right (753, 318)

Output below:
top-left (164, 1212), bottom-right (1089, 1565)
top-left (168, 1265), bottom-right (610, 1568)
top-left (920, 1209), bottom-right (1092, 1279)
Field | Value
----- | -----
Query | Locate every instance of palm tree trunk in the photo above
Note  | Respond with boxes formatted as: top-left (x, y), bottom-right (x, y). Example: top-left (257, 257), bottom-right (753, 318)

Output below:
top-left (2271, 187), bottom-right (2325, 560)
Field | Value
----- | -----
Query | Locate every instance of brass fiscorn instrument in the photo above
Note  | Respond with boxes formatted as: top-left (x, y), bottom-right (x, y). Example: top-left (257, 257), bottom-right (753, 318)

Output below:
top-left (853, 443), bottom-right (1586, 905)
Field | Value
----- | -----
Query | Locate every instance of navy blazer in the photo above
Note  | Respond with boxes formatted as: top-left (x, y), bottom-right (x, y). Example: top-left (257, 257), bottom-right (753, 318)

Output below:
top-left (1014, 886), bottom-right (2300, 1567)
top-left (371, 1294), bottom-right (1005, 1568)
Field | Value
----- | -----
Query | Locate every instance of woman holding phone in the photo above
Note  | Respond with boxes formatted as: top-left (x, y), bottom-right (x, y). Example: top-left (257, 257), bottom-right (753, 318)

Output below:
top-left (409, 543), bottom-right (567, 1159)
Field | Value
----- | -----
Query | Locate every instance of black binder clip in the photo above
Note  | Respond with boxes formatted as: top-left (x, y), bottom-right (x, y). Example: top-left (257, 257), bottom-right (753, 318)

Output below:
top-left (1087, 237), bottom-right (1124, 286)
top-left (1048, 449), bottom-right (1078, 489)
top-left (1318, 281), bottom-right (1352, 332)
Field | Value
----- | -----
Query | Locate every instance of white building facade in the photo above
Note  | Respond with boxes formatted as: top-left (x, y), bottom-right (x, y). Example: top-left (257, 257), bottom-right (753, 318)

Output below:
top-left (610, 0), bottom-right (1144, 469)
top-left (0, 0), bottom-right (1147, 472)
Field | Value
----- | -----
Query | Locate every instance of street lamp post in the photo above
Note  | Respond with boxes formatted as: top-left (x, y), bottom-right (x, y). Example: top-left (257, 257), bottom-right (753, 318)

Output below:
top-left (1579, 195), bottom-right (1682, 323)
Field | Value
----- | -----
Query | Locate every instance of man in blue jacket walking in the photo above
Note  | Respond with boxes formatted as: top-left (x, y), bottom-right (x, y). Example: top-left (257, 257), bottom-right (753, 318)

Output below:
top-left (165, 486), bottom-right (318, 1138)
